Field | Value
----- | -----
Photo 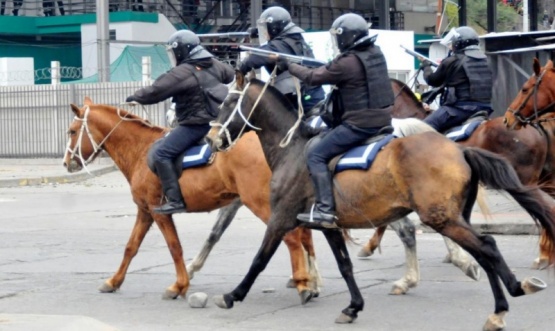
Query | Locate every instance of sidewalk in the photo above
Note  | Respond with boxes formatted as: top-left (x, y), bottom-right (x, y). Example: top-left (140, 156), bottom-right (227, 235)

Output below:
top-left (0, 157), bottom-right (116, 188)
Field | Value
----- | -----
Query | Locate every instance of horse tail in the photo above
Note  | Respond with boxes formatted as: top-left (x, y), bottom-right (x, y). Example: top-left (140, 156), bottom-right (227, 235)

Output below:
top-left (463, 147), bottom-right (555, 264)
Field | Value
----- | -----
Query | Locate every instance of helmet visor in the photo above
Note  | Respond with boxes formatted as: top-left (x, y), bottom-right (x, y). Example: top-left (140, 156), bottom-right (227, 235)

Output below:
top-left (166, 45), bottom-right (177, 67)
top-left (329, 27), bottom-right (343, 55)
top-left (440, 27), bottom-right (459, 48)
top-left (256, 18), bottom-right (270, 45)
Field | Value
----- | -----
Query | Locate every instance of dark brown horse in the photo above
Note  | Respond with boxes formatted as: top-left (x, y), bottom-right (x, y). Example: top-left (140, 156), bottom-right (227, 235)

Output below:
top-left (386, 77), bottom-right (555, 269)
top-left (205, 72), bottom-right (555, 329)
top-left (62, 97), bottom-right (320, 303)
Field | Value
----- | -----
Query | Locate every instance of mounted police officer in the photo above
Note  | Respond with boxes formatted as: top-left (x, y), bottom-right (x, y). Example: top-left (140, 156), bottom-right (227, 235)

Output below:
top-left (126, 30), bottom-right (234, 214)
top-left (237, 6), bottom-right (325, 112)
top-left (278, 13), bottom-right (394, 229)
top-left (419, 26), bottom-right (493, 132)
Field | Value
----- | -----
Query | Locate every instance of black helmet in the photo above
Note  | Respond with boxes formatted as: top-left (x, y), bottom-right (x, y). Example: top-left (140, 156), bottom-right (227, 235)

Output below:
top-left (167, 30), bottom-right (212, 65)
top-left (329, 13), bottom-right (370, 53)
top-left (257, 6), bottom-right (294, 40)
top-left (451, 26), bottom-right (480, 52)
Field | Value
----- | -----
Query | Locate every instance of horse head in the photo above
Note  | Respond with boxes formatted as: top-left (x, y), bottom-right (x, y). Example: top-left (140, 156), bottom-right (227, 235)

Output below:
top-left (63, 97), bottom-right (100, 172)
top-left (504, 59), bottom-right (555, 130)
top-left (206, 70), bottom-right (258, 152)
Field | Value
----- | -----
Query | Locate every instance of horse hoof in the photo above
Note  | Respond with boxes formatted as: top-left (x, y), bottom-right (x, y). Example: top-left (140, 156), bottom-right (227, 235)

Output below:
top-left (483, 312), bottom-right (506, 331)
top-left (312, 290), bottom-right (320, 298)
top-left (442, 254), bottom-right (452, 263)
top-left (162, 289), bottom-right (179, 300)
top-left (300, 289), bottom-right (313, 305)
top-left (465, 262), bottom-right (481, 281)
top-left (357, 248), bottom-right (373, 258)
top-left (98, 282), bottom-right (117, 293)
top-left (389, 284), bottom-right (408, 295)
top-left (213, 294), bottom-right (234, 309)
top-left (285, 278), bottom-right (296, 288)
top-left (531, 258), bottom-right (550, 270)
top-left (521, 277), bottom-right (547, 295)
top-left (335, 313), bottom-right (355, 324)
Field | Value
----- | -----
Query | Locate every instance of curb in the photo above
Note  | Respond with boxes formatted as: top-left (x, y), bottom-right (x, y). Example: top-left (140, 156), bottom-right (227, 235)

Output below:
top-left (0, 165), bottom-right (118, 188)
top-left (417, 222), bottom-right (541, 236)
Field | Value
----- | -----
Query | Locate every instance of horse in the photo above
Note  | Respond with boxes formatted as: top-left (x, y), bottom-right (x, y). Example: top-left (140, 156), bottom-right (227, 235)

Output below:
top-left (387, 77), bottom-right (555, 269)
top-left (205, 72), bottom-right (555, 330)
top-left (62, 97), bottom-right (321, 304)
top-left (504, 59), bottom-right (555, 132)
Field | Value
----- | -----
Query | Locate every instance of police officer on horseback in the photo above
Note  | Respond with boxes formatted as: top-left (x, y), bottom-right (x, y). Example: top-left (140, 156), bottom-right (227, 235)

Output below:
top-left (126, 30), bottom-right (234, 214)
top-left (419, 26), bottom-right (493, 132)
top-left (237, 6), bottom-right (325, 112)
top-left (278, 13), bottom-right (394, 229)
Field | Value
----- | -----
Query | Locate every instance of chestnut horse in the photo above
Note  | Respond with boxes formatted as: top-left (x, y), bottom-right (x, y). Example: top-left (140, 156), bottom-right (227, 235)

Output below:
top-left (205, 72), bottom-right (555, 329)
top-left (386, 77), bottom-right (555, 269)
top-left (62, 97), bottom-right (320, 303)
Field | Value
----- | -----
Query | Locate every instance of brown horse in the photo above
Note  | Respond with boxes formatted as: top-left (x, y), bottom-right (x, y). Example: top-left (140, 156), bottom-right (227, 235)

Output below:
top-left (385, 77), bottom-right (555, 269)
top-left (206, 72), bottom-right (555, 329)
top-left (62, 97), bottom-right (320, 303)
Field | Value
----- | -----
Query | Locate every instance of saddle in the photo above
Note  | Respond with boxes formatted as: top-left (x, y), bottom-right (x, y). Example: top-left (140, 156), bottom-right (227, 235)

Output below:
top-left (147, 137), bottom-right (215, 177)
top-left (443, 110), bottom-right (489, 142)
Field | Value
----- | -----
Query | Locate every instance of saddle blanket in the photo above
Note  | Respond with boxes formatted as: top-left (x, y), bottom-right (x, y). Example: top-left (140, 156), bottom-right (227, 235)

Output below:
top-left (445, 120), bottom-right (483, 142)
top-left (181, 143), bottom-right (213, 169)
top-left (335, 134), bottom-right (395, 173)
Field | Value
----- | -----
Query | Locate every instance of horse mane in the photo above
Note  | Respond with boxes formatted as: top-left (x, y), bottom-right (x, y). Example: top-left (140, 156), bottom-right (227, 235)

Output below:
top-left (94, 104), bottom-right (167, 133)
top-left (247, 78), bottom-right (298, 122)
top-left (391, 78), bottom-right (424, 108)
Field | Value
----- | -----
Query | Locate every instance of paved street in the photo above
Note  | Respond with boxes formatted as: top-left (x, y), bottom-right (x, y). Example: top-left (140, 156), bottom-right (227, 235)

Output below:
top-left (1, 171), bottom-right (554, 331)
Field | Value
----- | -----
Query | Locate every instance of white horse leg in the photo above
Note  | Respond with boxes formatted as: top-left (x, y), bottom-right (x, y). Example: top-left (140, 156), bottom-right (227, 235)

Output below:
top-left (186, 199), bottom-right (243, 279)
top-left (442, 236), bottom-right (481, 280)
top-left (389, 217), bottom-right (420, 295)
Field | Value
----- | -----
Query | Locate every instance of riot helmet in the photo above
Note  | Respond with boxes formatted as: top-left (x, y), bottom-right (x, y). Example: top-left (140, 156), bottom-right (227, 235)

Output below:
top-left (167, 30), bottom-right (213, 66)
top-left (257, 6), bottom-right (303, 42)
top-left (329, 13), bottom-right (372, 53)
top-left (440, 26), bottom-right (484, 58)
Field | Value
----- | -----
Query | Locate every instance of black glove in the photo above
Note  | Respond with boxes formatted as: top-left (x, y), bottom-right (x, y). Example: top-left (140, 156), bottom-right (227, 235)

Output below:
top-left (276, 57), bottom-right (290, 72)
top-left (419, 60), bottom-right (432, 69)
top-left (247, 27), bottom-right (258, 39)
top-left (125, 95), bottom-right (136, 103)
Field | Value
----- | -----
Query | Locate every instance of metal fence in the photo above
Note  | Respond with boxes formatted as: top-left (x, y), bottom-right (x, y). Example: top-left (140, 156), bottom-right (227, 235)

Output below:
top-left (0, 81), bottom-right (170, 158)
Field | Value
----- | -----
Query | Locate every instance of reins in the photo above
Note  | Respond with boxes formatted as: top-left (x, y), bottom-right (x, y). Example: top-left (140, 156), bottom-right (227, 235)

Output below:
top-left (507, 68), bottom-right (555, 127)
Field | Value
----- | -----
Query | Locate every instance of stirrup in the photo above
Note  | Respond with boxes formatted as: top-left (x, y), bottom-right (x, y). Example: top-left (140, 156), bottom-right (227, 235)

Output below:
top-left (297, 204), bottom-right (338, 229)
top-left (153, 201), bottom-right (186, 215)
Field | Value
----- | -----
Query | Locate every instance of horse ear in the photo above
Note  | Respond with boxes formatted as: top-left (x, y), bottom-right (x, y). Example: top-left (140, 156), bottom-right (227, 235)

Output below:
top-left (84, 96), bottom-right (93, 105)
top-left (533, 58), bottom-right (541, 76)
top-left (235, 70), bottom-right (245, 90)
top-left (546, 60), bottom-right (554, 70)
top-left (247, 69), bottom-right (256, 81)
top-left (70, 104), bottom-right (83, 117)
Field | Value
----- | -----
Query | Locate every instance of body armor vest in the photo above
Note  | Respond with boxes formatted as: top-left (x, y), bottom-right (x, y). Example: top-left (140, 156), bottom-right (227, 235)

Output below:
top-left (455, 55), bottom-right (492, 103)
top-left (268, 35), bottom-right (314, 95)
top-left (339, 47), bottom-right (394, 111)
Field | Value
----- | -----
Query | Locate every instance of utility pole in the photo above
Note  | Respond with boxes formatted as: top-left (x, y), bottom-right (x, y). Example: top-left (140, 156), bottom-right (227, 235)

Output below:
top-left (96, 0), bottom-right (110, 82)
top-left (487, 0), bottom-right (496, 32)
top-left (459, 0), bottom-right (467, 27)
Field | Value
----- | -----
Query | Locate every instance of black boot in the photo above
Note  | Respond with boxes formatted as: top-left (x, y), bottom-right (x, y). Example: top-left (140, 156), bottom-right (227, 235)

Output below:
top-left (153, 161), bottom-right (186, 214)
top-left (297, 171), bottom-right (338, 229)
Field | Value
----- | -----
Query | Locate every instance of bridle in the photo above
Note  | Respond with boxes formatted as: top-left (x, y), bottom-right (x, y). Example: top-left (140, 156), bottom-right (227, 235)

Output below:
top-left (507, 68), bottom-right (555, 127)
top-left (64, 105), bottom-right (150, 173)
top-left (209, 67), bottom-right (304, 151)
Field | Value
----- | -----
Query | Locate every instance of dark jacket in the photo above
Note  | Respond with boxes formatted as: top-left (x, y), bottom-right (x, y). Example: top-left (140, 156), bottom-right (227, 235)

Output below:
top-left (422, 53), bottom-right (492, 105)
top-left (288, 49), bottom-right (393, 129)
top-left (128, 58), bottom-right (234, 125)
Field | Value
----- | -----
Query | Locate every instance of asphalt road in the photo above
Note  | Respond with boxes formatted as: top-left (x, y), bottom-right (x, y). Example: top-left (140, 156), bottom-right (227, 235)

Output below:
top-left (1, 171), bottom-right (554, 331)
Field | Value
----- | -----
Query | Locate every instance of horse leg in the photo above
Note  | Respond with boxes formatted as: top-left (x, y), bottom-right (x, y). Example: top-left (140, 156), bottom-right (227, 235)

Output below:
top-left (434, 220), bottom-right (546, 331)
top-left (357, 225), bottom-right (386, 258)
top-left (213, 215), bottom-right (295, 309)
top-left (99, 209), bottom-right (153, 293)
top-left (154, 214), bottom-right (189, 299)
top-left (187, 199), bottom-right (243, 279)
top-left (388, 217), bottom-right (420, 295)
top-left (301, 227), bottom-right (322, 297)
top-left (321, 229), bottom-right (364, 324)
top-left (442, 179), bottom-right (481, 280)
top-left (532, 229), bottom-right (553, 269)
top-left (282, 228), bottom-right (314, 304)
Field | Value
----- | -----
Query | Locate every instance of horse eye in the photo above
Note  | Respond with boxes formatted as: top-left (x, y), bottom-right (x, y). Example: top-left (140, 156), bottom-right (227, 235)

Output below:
top-left (68, 130), bottom-right (76, 135)
top-left (522, 88), bottom-right (528, 94)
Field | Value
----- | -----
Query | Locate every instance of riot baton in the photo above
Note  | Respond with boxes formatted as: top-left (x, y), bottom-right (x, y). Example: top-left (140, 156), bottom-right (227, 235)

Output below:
top-left (239, 46), bottom-right (327, 68)
top-left (400, 45), bottom-right (439, 67)
top-left (198, 28), bottom-right (258, 39)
